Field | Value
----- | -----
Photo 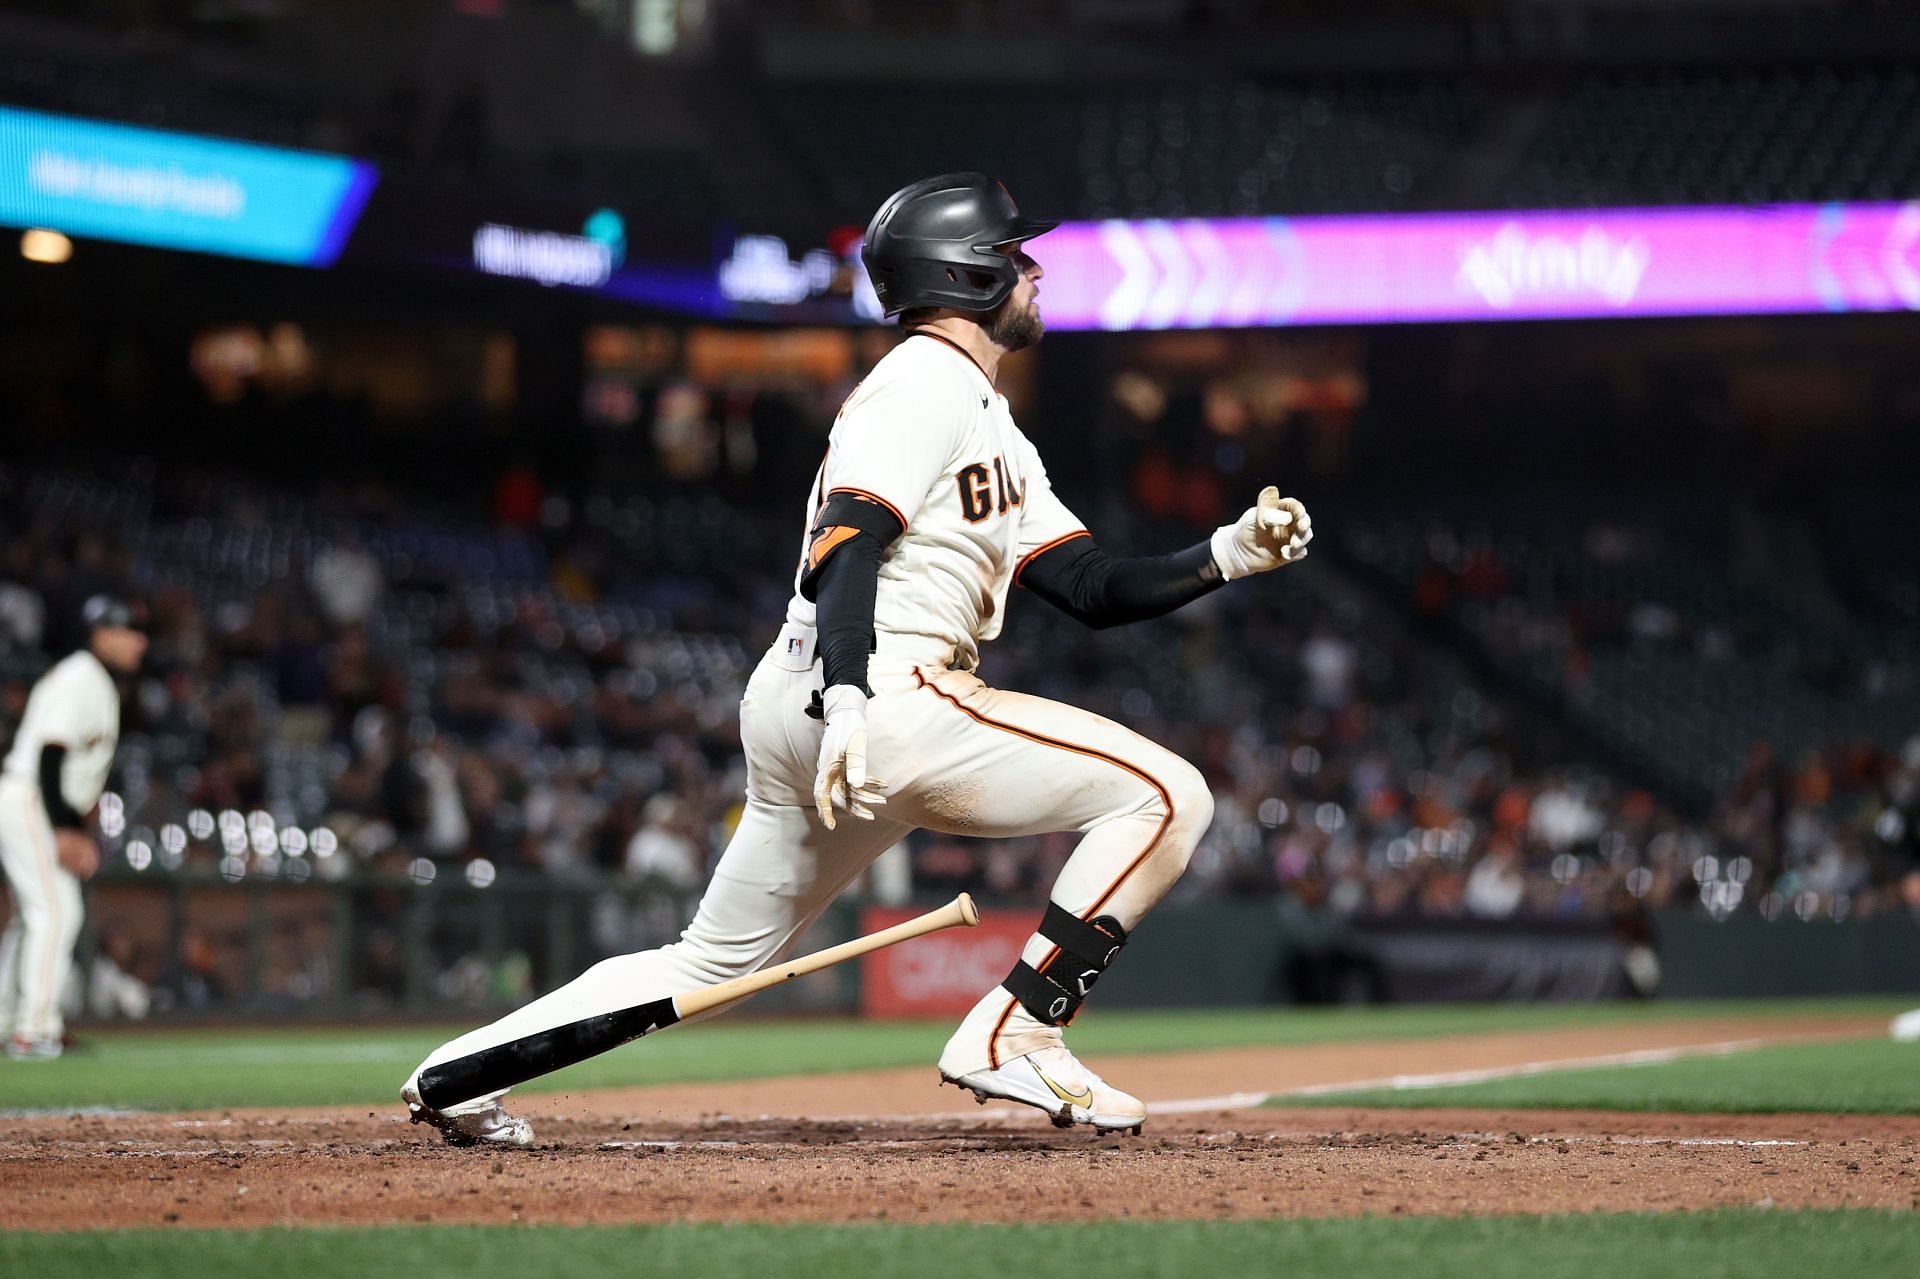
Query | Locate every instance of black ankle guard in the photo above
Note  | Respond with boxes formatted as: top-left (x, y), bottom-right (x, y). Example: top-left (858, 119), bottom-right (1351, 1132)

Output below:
top-left (1003, 903), bottom-right (1129, 1026)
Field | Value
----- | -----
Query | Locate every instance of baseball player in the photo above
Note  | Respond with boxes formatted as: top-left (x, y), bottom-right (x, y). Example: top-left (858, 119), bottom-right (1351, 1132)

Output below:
top-left (401, 173), bottom-right (1312, 1146)
top-left (0, 595), bottom-right (147, 1060)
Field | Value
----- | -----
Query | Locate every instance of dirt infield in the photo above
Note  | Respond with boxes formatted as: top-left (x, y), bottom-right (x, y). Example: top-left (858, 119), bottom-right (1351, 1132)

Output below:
top-left (3, 1013), bottom-right (1914, 1230)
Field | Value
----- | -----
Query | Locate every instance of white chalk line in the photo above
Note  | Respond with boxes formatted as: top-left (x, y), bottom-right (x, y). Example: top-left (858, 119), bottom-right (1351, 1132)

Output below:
top-left (1606, 1137), bottom-right (1806, 1147)
top-left (1276, 1037), bottom-right (1773, 1098)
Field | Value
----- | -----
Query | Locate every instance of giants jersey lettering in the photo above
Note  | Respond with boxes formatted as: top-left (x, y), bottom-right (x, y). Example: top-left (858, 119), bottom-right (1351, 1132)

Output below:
top-left (2, 650), bottom-right (121, 814)
top-left (788, 333), bottom-right (1086, 667)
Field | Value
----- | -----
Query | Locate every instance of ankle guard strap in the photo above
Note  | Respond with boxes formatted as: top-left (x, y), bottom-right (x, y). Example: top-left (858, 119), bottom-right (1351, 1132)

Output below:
top-left (1003, 903), bottom-right (1129, 1026)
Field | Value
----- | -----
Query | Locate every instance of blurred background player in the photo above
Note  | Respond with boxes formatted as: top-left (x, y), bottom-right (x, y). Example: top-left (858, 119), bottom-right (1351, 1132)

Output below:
top-left (0, 595), bottom-right (147, 1060)
top-left (397, 173), bottom-right (1312, 1144)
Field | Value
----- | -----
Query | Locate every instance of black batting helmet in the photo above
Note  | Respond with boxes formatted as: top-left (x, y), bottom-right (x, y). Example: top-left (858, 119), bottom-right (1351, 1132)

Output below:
top-left (861, 173), bottom-right (1057, 318)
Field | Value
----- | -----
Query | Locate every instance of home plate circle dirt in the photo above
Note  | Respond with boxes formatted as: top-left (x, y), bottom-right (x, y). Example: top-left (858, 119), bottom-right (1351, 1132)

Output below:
top-left (4, 1014), bottom-right (1915, 1230)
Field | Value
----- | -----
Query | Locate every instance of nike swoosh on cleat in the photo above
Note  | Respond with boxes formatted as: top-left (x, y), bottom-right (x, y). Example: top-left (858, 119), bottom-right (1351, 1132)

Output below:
top-left (1033, 1064), bottom-right (1093, 1108)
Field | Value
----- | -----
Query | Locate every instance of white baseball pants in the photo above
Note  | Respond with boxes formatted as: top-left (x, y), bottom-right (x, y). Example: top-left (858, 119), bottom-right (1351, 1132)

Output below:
top-left (409, 626), bottom-right (1213, 1108)
top-left (0, 775), bottom-right (84, 1045)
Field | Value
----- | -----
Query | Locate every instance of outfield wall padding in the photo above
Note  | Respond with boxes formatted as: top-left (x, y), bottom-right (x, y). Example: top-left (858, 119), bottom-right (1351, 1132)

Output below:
top-left (1090, 904), bottom-right (1633, 1008)
top-left (1079, 904), bottom-right (1920, 1009)
top-left (1653, 911), bottom-right (1920, 998)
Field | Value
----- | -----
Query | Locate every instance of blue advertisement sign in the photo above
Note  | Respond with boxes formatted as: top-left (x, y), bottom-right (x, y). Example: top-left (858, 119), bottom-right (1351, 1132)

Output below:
top-left (0, 106), bottom-right (376, 266)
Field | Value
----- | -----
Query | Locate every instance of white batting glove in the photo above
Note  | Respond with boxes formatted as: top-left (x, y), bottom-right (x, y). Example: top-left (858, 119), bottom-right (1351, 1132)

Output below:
top-left (813, 684), bottom-right (888, 830)
top-left (1209, 487), bottom-right (1312, 581)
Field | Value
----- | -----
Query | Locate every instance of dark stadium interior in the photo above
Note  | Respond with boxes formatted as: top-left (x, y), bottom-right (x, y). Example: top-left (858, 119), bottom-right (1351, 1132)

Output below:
top-left (1, 0), bottom-right (1918, 1019)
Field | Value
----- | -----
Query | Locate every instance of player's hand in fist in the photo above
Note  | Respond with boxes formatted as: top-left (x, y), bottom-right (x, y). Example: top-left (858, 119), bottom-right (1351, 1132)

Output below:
top-left (55, 829), bottom-right (100, 880)
top-left (813, 685), bottom-right (888, 830)
top-left (1210, 487), bottom-right (1312, 580)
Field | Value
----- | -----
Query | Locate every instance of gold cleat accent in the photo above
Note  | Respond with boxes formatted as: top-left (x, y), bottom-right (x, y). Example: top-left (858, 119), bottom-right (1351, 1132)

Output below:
top-left (1033, 1064), bottom-right (1094, 1109)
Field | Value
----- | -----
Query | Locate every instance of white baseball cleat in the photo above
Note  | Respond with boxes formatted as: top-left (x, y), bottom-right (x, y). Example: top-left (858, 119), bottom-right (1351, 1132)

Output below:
top-left (401, 1084), bottom-right (533, 1148)
top-left (7, 1035), bottom-right (63, 1061)
top-left (939, 1033), bottom-right (1146, 1135)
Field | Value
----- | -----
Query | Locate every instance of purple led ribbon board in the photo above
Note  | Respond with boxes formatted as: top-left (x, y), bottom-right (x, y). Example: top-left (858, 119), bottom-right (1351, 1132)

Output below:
top-left (1030, 203), bottom-right (1920, 330)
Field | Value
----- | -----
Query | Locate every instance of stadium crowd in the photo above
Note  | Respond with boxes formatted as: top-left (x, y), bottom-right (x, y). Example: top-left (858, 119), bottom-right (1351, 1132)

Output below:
top-left (2, 454), bottom-right (1914, 957)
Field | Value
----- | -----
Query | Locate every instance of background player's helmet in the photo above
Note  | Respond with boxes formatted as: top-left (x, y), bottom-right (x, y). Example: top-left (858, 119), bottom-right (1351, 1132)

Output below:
top-left (81, 594), bottom-right (140, 633)
top-left (861, 173), bottom-right (1058, 318)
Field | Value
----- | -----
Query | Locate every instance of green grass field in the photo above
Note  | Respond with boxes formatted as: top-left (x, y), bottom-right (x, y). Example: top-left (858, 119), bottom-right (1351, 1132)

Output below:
top-left (8, 998), bottom-right (1919, 1276)
top-left (1, 997), bottom-right (1909, 1113)
top-left (4, 1212), bottom-right (1916, 1279)
top-left (1269, 1034), bottom-right (1920, 1114)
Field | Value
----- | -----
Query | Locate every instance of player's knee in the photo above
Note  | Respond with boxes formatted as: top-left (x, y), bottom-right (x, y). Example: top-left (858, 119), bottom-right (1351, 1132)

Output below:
top-left (1158, 756), bottom-right (1214, 859)
top-left (55, 888), bottom-right (83, 938)
top-left (12, 895), bottom-right (54, 934)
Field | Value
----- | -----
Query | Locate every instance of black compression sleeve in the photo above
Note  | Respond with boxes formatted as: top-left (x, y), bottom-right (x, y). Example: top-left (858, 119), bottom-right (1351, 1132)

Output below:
top-left (38, 744), bottom-right (84, 830)
top-left (1018, 535), bottom-right (1225, 629)
top-left (809, 533), bottom-right (882, 695)
top-left (798, 490), bottom-right (904, 696)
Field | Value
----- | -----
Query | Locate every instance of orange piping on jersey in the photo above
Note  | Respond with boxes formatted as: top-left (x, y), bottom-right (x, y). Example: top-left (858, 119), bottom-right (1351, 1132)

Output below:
top-left (1012, 529), bottom-right (1092, 586)
top-left (907, 329), bottom-right (994, 385)
top-left (912, 666), bottom-right (1175, 1067)
top-left (825, 487), bottom-right (909, 531)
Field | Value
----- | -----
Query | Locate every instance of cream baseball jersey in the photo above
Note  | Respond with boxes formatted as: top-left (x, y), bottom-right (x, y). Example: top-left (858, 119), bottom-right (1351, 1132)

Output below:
top-left (786, 332), bottom-right (1086, 666)
top-left (2, 650), bottom-right (121, 815)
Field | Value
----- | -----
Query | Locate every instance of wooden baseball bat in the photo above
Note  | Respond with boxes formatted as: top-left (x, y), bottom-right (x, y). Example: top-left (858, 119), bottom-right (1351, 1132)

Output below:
top-left (416, 893), bottom-right (980, 1111)
top-left (675, 891), bottom-right (980, 1019)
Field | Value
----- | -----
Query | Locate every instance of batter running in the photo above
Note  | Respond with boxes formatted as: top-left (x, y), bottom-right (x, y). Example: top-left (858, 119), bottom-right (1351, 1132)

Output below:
top-left (402, 174), bottom-right (1312, 1146)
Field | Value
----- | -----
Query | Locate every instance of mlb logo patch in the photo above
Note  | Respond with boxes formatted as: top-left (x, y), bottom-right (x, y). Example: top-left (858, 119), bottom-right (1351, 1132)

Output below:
top-left (788, 637), bottom-right (805, 656)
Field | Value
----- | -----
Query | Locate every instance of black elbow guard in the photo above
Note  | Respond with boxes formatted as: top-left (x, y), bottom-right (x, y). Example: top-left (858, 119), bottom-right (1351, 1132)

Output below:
top-left (799, 492), bottom-right (906, 600)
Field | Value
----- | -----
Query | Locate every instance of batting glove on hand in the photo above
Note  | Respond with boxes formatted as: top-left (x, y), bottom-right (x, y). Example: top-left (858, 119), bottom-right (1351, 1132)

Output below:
top-left (814, 684), bottom-right (888, 831)
top-left (1210, 487), bottom-right (1312, 580)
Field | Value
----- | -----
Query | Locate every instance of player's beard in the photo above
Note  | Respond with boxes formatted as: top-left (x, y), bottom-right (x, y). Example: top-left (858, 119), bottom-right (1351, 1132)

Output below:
top-left (985, 292), bottom-right (1044, 352)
